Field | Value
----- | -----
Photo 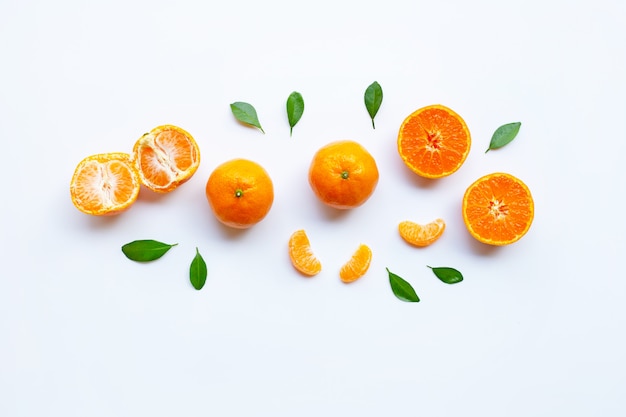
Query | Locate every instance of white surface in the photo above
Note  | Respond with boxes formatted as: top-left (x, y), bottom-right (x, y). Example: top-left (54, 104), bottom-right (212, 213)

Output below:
top-left (1, 0), bottom-right (625, 416)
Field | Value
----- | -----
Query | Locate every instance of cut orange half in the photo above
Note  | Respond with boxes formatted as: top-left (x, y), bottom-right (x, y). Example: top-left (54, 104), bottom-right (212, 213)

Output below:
top-left (132, 124), bottom-right (200, 193)
top-left (288, 229), bottom-right (322, 276)
top-left (339, 244), bottom-right (372, 283)
top-left (398, 218), bottom-right (446, 247)
top-left (397, 104), bottom-right (471, 178)
top-left (69, 152), bottom-right (140, 216)
top-left (462, 172), bottom-right (534, 245)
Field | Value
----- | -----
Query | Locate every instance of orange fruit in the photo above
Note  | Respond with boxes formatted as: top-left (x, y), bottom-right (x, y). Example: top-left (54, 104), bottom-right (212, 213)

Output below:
top-left (339, 244), bottom-right (372, 283)
top-left (132, 124), bottom-right (200, 193)
top-left (398, 218), bottom-right (446, 247)
top-left (397, 104), bottom-right (471, 178)
top-left (308, 140), bottom-right (379, 209)
top-left (69, 152), bottom-right (140, 216)
top-left (205, 158), bottom-right (274, 229)
top-left (288, 229), bottom-right (322, 276)
top-left (462, 172), bottom-right (534, 245)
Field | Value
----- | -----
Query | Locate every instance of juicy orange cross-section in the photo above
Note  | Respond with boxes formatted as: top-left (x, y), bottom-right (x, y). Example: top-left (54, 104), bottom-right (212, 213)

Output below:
top-left (397, 104), bottom-right (471, 179)
top-left (462, 172), bottom-right (534, 246)
top-left (69, 152), bottom-right (140, 216)
top-left (288, 229), bottom-right (322, 276)
top-left (340, 244), bottom-right (372, 283)
top-left (132, 124), bottom-right (200, 193)
top-left (398, 218), bottom-right (446, 247)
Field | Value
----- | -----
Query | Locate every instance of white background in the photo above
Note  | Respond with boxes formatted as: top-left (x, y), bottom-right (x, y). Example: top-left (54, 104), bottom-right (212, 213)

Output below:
top-left (1, 0), bottom-right (625, 416)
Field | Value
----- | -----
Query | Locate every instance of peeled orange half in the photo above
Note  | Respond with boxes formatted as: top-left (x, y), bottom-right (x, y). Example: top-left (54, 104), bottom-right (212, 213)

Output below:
top-left (69, 152), bottom-right (140, 216)
top-left (462, 172), bottom-right (534, 245)
top-left (398, 104), bottom-right (471, 179)
top-left (132, 124), bottom-right (200, 193)
top-left (288, 229), bottom-right (322, 276)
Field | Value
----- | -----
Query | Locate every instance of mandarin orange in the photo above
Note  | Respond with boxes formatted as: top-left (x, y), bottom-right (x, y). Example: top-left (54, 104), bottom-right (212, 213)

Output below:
top-left (397, 104), bottom-right (471, 179)
top-left (69, 152), bottom-right (140, 216)
top-left (462, 172), bottom-right (534, 245)
top-left (205, 159), bottom-right (274, 229)
top-left (132, 124), bottom-right (200, 193)
top-left (308, 140), bottom-right (379, 209)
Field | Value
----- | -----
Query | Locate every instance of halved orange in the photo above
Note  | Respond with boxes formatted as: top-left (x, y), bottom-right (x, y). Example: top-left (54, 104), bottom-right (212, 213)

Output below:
top-left (132, 124), bottom-right (200, 193)
top-left (288, 229), bottom-right (322, 276)
top-left (397, 104), bottom-right (471, 178)
top-left (69, 152), bottom-right (140, 216)
top-left (462, 172), bottom-right (534, 245)
top-left (339, 244), bottom-right (372, 283)
top-left (398, 218), bottom-right (446, 247)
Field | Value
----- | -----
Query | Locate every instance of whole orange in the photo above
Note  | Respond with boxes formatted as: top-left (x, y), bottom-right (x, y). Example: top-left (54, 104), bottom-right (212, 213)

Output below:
top-left (308, 140), bottom-right (379, 209)
top-left (205, 159), bottom-right (274, 229)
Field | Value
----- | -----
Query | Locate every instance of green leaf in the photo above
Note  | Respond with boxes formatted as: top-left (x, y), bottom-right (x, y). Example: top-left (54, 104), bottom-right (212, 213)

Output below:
top-left (485, 122), bottom-right (521, 153)
top-left (286, 91), bottom-right (304, 136)
top-left (387, 268), bottom-right (420, 302)
top-left (364, 81), bottom-right (383, 129)
top-left (121, 240), bottom-right (177, 262)
top-left (230, 101), bottom-right (265, 133)
top-left (427, 266), bottom-right (463, 284)
top-left (190, 247), bottom-right (207, 290)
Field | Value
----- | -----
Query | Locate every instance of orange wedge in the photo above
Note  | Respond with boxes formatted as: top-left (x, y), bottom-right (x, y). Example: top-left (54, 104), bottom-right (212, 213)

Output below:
top-left (288, 230), bottom-right (322, 276)
top-left (132, 124), bottom-right (200, 193)
top-left (339, 244), bottom-right (372, 283)
top-left (398, 218), bottom-right (446, 247)
top-left (69, 152), bottom-right (140, 216)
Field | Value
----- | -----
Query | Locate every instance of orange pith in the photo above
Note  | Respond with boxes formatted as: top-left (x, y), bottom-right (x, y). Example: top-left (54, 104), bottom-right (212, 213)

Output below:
top-left (308, 140), bottom-right (379, 209)
top-left (132, 124), bottom-right (200, 193)
top-left (205, 159), bottom-right (274, 229)
top-left (288, 229), bottom-right (322, 276)
top-left (69, 152), bottom-right (140, 216)
top-left (398, 104), bottom-right (471, 179)
top-left (462, 172), bottom-right (534, 246)
top-left (340, 244), bottom-right (372, 283)
top-left (398, 218), bottom-right (446, 247)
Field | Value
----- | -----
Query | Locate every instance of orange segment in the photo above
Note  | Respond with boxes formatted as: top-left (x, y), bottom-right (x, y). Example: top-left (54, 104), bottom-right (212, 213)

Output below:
top-left (69, 152), bottom-right (140, 216)
top-left (462, 172), bottom-right (534, 245)
top-left (398, 218), bottom-right (446, 247)
top-left (398, 104), bottom-right (471, 178)
top-left (288, 229), bottom-right (322, 276)
top-left (339, 244), bottom-right (372, 283)
top-left (132, 124), bottom-right (200, 193)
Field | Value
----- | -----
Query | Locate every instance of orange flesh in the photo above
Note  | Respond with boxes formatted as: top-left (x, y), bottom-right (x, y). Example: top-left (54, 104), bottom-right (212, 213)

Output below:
top-left (398, 218), bottom-right (446, 247)
top-left (398, 105), bottom-right (471, 178)
top-left (288, 230), bottom-right (322, 276)
top-left (463, 173), bottom-right (534, 245)
top-left (339, 244), bottom-right (372, 283)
